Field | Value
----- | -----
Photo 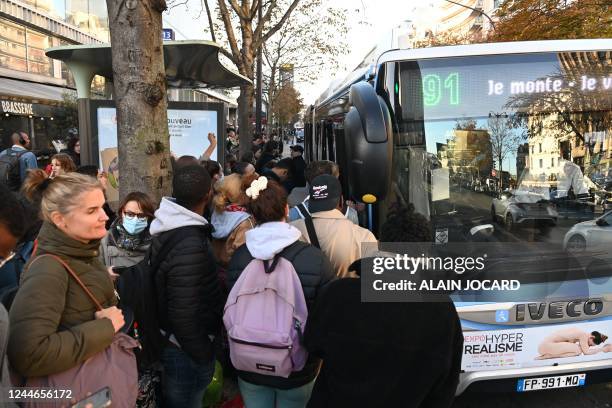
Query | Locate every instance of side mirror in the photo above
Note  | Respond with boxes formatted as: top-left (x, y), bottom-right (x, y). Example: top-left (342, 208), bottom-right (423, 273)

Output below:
top-left (596, 218), bottom-right (609, 227)
top-left (344, 81), bottom-right (393, 201)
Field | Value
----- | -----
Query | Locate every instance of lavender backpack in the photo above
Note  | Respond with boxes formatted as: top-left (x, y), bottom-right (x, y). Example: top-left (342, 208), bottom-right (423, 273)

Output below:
top-left (223, 251), bottom-right (308, 378)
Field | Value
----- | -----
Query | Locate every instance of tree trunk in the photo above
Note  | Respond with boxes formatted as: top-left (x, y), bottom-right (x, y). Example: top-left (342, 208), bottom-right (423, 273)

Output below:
top-left (238, 84), bottom-right (255, 158)
top-left (106, 0), bottom-right (171, 204)
top-left (238, 26), bottom-right (255, 159)
top-left (267, 65), bottom-right (277, 131)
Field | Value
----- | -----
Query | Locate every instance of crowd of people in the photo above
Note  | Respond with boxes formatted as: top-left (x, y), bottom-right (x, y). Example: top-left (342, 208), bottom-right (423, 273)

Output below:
top-left (0, 129), bottom-right (463, 408)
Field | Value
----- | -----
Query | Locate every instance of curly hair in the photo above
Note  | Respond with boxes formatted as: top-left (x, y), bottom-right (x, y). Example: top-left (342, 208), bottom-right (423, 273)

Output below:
top-left (380, 203), bottom-right (432, 242)
top-left (51, 153), bottom-right (77, 173)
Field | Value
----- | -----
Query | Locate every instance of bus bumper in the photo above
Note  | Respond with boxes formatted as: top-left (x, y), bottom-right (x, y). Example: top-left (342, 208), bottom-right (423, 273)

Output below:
top-left (457, 359), bottom-right (612, 395)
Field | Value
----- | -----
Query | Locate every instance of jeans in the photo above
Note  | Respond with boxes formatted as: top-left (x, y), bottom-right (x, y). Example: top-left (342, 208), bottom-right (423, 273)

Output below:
top-left (160, 345), bottom-right (216, 408)
top-left (238, 378), bottom-right (316, 408)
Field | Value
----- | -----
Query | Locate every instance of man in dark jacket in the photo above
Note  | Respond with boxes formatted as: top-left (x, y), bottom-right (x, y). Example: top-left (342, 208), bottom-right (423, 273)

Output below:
top-left (304, 204), bottom-right (464, 408)
top-left (290, 145), bottom-right (307, 188)
top-left (255, 141), bottom-right (277, 172)
top-left (149, 165), bottom-right (224, 408)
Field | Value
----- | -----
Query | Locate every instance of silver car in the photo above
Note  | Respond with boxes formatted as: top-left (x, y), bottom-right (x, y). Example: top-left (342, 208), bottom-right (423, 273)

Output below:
top-left (564, 210), bottom-right (612, 252)
top-left (491, 190), bottom-right (558, 231)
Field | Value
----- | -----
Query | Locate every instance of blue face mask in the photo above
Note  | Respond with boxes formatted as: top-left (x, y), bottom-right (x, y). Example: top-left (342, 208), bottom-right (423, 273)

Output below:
top-left (122, 216), bottom-right (148, 235)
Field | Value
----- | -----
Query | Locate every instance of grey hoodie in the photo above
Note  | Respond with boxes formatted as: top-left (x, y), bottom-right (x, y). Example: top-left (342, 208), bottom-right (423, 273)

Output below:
top-left (150, 197), bottom-right (208, 236)
top-left (211, 210), bottom-right (251, 239)
top-left (245, 221), bottom-right (302, 260)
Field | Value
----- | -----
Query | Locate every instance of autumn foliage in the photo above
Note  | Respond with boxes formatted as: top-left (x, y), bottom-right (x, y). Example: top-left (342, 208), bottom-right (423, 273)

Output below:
top-left (491, 0), bottom-right (611, 41)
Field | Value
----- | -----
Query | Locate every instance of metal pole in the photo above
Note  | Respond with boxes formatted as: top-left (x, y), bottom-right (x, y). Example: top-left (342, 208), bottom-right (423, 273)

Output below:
top-left (255, 0), bottom-right (263, 136)
top-left (443, 0), bottom-right (495, 30)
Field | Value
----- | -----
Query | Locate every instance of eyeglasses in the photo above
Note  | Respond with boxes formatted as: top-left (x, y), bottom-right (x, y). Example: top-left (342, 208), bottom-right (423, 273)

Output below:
top-left (123, 211), bottom-right (148, 221)
top-left (0, 251), bottom-right (16, 269)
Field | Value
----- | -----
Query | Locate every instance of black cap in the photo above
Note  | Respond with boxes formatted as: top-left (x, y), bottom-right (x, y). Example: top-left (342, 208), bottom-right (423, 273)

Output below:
top-left (309, 174), bottom-right (341, 213)
top-left (290, 145), bottom-right (304, 153)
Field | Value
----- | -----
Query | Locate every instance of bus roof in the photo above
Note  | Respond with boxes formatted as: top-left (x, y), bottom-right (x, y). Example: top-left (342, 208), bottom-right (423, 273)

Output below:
top-left (377, 38), bottom-right (612, 65)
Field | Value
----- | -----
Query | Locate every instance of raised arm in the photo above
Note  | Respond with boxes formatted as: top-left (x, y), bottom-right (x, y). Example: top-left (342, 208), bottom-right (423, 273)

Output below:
top-left (201, 133), bottom-right (217, 161)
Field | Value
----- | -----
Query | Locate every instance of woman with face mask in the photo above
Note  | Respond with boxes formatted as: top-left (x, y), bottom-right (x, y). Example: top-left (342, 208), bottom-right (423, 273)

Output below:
top-left (100, 192), bottom-right (155, 268)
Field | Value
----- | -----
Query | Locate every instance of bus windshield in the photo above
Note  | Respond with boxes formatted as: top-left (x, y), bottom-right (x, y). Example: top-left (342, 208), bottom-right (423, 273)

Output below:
top-left (380, 49), bottom-right (611, 280)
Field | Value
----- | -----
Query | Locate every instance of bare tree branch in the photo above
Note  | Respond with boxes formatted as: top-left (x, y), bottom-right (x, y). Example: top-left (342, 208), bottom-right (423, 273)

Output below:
top-left (259, 0), bottom-right (300, 45)
top-left (219, 47), bottom-right (238, 64)
top-left (250, 0), bottom-right (260, 18)
top-left (202, 0), bottom-right (217, 41)
top-left (217, 0), bottom-right (243, 69)
top-left (227, 0), bottom-right (247, 19)
top-left (167, 0), bottom-right (189, 9)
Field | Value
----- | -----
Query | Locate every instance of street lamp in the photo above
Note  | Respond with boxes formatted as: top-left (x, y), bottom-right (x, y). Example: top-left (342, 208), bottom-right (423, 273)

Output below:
top-left (443, 0), bottom-right (496, 31)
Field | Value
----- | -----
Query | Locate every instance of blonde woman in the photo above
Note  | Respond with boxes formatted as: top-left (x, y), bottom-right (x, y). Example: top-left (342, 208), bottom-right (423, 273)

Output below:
top-left (8, 172), bottom-right (125, 377)
top-left (210, 173), bottom-right (255, 269)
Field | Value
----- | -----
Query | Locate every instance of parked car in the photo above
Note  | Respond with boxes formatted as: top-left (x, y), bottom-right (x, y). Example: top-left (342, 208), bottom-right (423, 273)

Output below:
top-left (491, 190), bottom-right (558, 231)
top-left (563, 210), bottom-right (612, 252)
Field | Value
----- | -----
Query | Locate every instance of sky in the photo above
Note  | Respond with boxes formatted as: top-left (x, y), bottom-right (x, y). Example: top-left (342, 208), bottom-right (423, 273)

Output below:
top-left (163, 0), bottom-right (440, 105)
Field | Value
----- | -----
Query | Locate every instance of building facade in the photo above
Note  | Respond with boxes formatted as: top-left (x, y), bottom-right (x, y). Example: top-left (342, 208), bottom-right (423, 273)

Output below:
top-left (0, 0), bottom-right (107, 153)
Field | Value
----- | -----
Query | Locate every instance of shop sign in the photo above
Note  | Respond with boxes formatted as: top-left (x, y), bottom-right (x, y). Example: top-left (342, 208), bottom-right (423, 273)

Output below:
top-left (0, 100), bottom-right (34, 116)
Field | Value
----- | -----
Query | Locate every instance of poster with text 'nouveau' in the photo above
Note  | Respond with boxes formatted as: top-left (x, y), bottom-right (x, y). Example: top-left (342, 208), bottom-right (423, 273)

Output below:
top-left (96, 107), bottom-right (218, 203)
top-left (461, 319), bottom-right (612, 372)
top-left (97, 107), bottom-right (218, 169)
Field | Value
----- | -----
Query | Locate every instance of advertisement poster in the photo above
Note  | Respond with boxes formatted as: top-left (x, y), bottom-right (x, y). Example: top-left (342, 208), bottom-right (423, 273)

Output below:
top-left (462, 319), bottom-right (612, 372)
top-left (97, 107), bottom-right (218, 202)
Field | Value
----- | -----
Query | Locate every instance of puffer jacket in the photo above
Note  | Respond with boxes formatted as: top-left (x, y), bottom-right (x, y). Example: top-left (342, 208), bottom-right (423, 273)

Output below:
top-left (8, 222), bottom-right (116, 377)
top-left (227, 221), bottom-right (336, 389)
top-left (149, 197), bottom-right (224, 364)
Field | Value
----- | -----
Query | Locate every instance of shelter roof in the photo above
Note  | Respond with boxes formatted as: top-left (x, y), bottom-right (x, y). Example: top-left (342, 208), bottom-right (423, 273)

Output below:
top-left (46, 40), bottom-right (251, 89)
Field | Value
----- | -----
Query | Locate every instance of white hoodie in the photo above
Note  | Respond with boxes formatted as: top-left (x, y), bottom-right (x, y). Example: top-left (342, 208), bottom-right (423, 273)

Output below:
top-left (150, 197), bottom-right (208, 236)
top-left (245, 221), bottom-right (302, 260)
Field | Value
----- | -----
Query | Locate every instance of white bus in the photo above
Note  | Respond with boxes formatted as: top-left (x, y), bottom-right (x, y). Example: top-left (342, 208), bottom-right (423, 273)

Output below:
top-left (305, 39), bottom-right (612, 394)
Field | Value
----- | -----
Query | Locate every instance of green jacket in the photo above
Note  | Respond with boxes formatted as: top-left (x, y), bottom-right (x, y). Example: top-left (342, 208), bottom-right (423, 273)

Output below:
top-left (8, 222), bottom-right (117, 377)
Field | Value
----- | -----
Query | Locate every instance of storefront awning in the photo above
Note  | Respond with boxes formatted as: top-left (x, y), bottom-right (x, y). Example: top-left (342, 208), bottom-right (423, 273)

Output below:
top-left (0, 77), bottom-right (71, 103)
top-left (46, 40), bottom-right (251, 93)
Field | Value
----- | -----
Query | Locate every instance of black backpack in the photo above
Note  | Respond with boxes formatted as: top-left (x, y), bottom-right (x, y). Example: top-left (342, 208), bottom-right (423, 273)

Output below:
top-left (0, 148), bottom-right (26, 191)
top-left (115, 226), bottom-right (204, 368)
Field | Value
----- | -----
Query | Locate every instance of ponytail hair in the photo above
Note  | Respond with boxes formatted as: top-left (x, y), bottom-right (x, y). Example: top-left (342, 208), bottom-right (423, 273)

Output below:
top-left (22, 171), bottom-right (103, 223)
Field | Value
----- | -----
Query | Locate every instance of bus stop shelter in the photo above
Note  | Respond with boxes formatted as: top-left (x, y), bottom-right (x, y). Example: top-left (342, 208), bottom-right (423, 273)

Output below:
top-left (46, 40), bottom-right (250, 165)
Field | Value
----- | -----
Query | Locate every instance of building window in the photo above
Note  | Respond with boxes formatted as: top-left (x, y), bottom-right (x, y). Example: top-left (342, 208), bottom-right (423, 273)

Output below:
top-left (539, 159), bottom-right (543, 168)
top-left (26, 29), bottom-right (54, 77)
top-left (0, 19), bottom-right (27, 72)
top-left (539, 143), bottom-right (542, 153)
top-left (551, 157), bottom-right (555, 167)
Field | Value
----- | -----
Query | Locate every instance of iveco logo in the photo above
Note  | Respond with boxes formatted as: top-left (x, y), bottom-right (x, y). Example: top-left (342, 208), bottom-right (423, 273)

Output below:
top-left (516, 298), bottom-right (603, 321)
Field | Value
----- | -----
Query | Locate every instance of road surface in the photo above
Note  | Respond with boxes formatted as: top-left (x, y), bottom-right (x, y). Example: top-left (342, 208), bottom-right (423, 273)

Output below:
top-left (453, 383), bottom-right (612, 407)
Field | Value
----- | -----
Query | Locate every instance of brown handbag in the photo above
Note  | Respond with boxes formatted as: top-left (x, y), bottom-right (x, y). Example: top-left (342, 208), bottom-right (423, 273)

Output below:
top-left (23, 254), bottom-right (139, 408)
